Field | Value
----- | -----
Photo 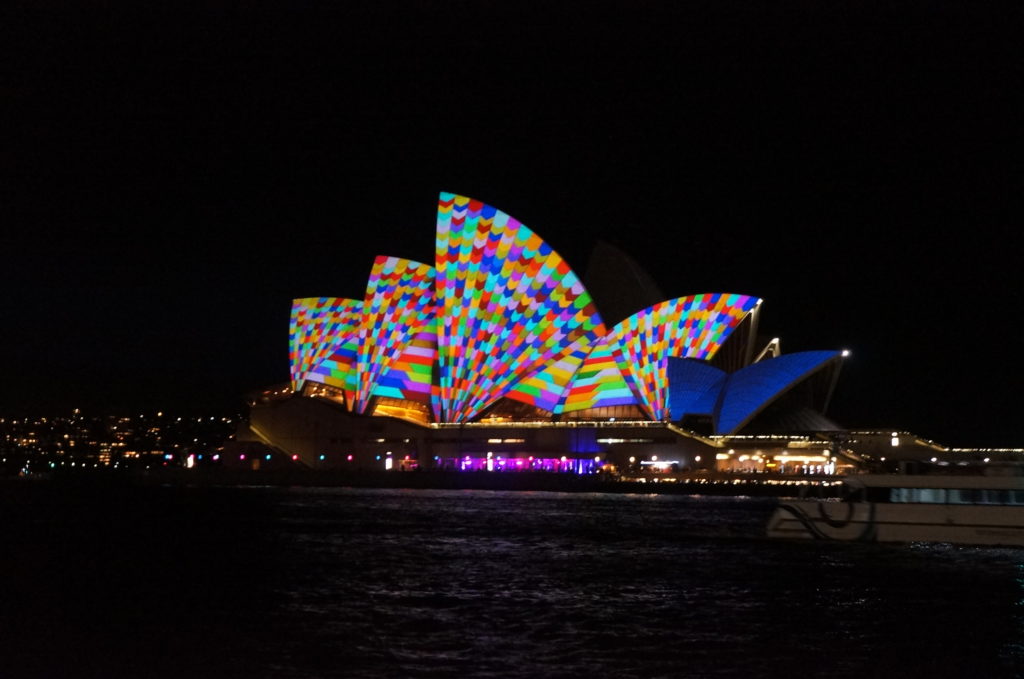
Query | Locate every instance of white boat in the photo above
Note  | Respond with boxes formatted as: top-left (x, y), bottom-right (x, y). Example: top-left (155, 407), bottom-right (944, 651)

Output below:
top-left (766, 474), bottom-right (1024, 546)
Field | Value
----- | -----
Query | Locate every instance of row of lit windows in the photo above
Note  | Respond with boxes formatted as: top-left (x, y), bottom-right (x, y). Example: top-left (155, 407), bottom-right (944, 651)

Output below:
top-left (885, 488), bottom-right (1024, 505)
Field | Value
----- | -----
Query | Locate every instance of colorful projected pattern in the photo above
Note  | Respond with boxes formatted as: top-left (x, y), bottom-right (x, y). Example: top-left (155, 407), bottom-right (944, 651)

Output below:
top-left (612, 294), bottom-right (759, 419)
top-left (371, 316), bottom-right (438, 404)
top-left (307, 335), bottom-right (360, 401)
top-left (289, 297), bottom-right (363, 391)
top-left (504, 336), bottom-right (599, 413)
top-left (352, 256), bottom-right (436, 414)
top-left (560, 336), bottom-right (639, 412)
top-left (561, 294), bottom-right (759, 419)
top-left (433, 193), bottom-right (605, 422)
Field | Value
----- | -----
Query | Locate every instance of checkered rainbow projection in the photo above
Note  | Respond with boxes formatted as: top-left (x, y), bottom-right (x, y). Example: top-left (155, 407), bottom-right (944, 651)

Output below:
top-left (503, 335), bottom-right (598, 413)
top-left (352, 256), bottom-right (436, 414)
top-left (369, 317), bottom-right (438, 404)
top-left (299, 300), bottom-right (364, 405)
top-left (559, 336), bottom-right (638, 413)
top-left (561, 294), bottom-right (760, 419)
top-left (611, 294), bottom-right (760, 420)
top-left (288, 193), bottom-right (763, 425)
top-left (432, 193), bottom-right (606, 422)
top-left (289, 297), bottom-right (363, 392)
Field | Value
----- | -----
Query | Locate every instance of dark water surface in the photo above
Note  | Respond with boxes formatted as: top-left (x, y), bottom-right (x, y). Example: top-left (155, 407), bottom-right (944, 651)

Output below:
top-left (3, 483), bottom-right (1023, 677)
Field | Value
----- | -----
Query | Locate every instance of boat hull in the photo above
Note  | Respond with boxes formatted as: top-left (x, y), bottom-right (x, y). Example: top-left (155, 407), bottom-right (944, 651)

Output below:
top-left (767, 500), bottom-right (1024, 546)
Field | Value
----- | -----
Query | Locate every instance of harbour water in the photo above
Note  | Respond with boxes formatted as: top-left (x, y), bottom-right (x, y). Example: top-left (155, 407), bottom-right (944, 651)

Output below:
top-left (3, 483), bottom-right (1023, 677)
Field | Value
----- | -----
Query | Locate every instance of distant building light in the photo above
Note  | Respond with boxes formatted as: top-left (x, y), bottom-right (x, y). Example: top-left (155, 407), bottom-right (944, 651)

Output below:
top-left (841, 349), bottom-right (851, 357)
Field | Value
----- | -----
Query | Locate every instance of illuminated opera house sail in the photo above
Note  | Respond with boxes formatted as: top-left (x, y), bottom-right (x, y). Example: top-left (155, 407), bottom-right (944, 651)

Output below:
top-left (258, 192), bottom-right (846, 472)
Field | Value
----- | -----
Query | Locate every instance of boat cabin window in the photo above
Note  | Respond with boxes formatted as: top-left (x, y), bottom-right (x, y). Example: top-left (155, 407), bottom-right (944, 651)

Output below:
top-left (885, 487), bottom-right (1024, 505)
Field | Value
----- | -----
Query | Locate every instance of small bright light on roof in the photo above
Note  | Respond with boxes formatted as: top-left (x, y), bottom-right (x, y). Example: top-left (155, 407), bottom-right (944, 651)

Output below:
top-left (841, 349), bottom-right (851, 357)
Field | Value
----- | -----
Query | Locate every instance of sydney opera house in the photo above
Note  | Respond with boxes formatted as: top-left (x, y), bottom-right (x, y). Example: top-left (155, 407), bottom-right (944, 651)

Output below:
top-left (246, 192), bottom-right (854, 475)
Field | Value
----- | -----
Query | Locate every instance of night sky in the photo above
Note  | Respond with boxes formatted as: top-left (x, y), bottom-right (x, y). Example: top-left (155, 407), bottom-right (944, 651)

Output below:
top-left (3, 1), bottom-right (1021, 446)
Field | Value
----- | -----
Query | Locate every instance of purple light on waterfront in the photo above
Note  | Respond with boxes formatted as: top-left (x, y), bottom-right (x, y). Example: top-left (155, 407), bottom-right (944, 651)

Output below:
top-left (438, 456), bottom-right (598, 474)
